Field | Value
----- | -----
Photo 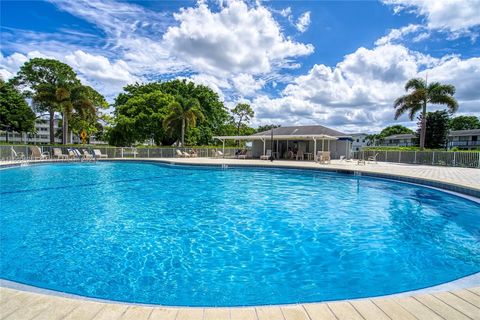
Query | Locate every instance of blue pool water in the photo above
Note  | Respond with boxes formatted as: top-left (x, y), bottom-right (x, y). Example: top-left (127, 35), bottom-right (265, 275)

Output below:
top-left (0, 162), bottom-right (479, 306)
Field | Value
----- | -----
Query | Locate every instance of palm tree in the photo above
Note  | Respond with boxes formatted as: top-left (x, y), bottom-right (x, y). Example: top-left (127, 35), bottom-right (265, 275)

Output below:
top-left (394, 78), bottom-right (458, 150)
top-left (163, 96), bottom-right (205, 146)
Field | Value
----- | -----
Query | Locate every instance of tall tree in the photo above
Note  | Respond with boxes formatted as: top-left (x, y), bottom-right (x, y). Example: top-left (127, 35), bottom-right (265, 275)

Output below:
top-left (0, 80), bottom-right (36, 142)
top-left (69, 85), bottom-right (108, 143)
top-left (418, 110), bottom-right (450, 149)
top-left (12, 58), bottom-right (80, 143)
top-left (394, 78), bottom-right (458, 150)
top-left (113, 80), bottom-right (228, 145)
top-left (231, 103), bottom-right (254, 136)
top-left (109, 91), bottom-right (175, 146)
top-left (449, 115), bottom-right (480, 131)
top-left (163, 96), bottom-right (205, 146)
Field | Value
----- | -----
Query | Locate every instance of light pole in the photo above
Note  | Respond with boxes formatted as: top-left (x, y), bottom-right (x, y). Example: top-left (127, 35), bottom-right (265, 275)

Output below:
top-left (270, 127), bottom-right (274, 162)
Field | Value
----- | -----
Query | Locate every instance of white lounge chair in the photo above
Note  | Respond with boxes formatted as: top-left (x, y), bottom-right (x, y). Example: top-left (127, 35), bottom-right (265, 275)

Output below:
top-left (93, 149), bottom-right (108, 158)
top-left (53, 148), bottom-right (69, 159)
top-left (260, 149), bottom-right (272, 160)
top-left (316, 151), bottom-right (331, 164)
top-left (11, 147), bottom-right (25, 160)
top-left (214, 150), bottom-right (223, 158)
top-left (29, 146), bottom-right (49, 160)
top-left (82, 149), bottom-right (94, 160)
top-left (367, 153), bottom-right (379, 163)
top-left (176, 149), bottom-right (190, 157)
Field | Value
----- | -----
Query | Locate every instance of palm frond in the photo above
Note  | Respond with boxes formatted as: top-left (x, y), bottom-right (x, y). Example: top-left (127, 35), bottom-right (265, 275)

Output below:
top-left (405, 78), bottom-right (426, 91)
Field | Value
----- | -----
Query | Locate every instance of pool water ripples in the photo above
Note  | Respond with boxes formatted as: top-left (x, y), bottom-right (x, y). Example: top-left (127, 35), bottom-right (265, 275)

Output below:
top-left (0, 161), bottom-right (479, 306)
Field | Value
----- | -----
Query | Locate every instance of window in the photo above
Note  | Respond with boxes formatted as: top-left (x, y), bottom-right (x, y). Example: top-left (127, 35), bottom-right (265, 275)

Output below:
top-left (356, 139), bottom-right (359, 142)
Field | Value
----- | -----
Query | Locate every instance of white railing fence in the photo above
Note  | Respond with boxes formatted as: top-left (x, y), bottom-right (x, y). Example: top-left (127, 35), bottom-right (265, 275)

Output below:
top-left (0, 145), bottom-right (240, 162)
top-left (353, 150), bottom-right (480, 168)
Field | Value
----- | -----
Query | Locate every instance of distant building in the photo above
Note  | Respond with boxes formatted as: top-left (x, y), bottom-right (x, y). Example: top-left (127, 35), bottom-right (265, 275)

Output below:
top-left (447, 129), bottom-right (480, 150)
top-left (381, 133), bottom-right (416, 147)
top-left (351, 133), bottom-right (368, 151)
top-left (0, 119), bottom-right (106, 145)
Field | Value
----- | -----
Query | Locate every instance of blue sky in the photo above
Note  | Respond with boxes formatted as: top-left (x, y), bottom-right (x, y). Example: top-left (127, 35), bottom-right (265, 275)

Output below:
top-left (1, 0), bottom-right (479, 133)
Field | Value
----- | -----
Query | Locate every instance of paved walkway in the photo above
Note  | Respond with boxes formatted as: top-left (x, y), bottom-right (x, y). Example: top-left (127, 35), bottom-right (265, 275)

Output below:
top-left (1, 158), bottom-right (479, 319)
top-left (1, 286), bottom-right (479, 320)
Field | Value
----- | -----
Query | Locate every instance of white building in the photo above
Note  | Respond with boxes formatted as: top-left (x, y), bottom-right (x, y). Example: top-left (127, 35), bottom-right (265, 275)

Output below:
top-left (381, 133), bottom-right (416, 147)
top-left (0, 119), bottom-right (105, 144)
top-left (351, 133), bottom-right (368, 151)
top-left (448, 129), bottom-right (480, 150)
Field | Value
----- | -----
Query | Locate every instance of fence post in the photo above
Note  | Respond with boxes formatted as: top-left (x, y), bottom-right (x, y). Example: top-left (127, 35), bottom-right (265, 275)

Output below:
top-left (478, 152), bottom-right (480, 168)
top-left (432, 152), bottom-right (435, 165)
top-left (385, 150), bottom-right (388, 162)
top-left (147, 148), bottom-right (150, 158)
top-left (398, 151), bottom-right (401, 163)
top-left (121, 148), bottom-right (124, 158)
top-left (453, 152), bottom-right (456, 166)
top-left (414, 151), bottom-right (417, 164)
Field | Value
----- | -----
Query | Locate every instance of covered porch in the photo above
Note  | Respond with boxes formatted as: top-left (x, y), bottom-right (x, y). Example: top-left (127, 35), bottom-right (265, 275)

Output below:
top-left (213, 134), bottom-right (352, 160)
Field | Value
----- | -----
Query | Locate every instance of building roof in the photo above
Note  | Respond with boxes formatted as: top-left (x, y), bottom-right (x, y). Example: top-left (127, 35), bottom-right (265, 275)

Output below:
top-left (253, 125), bottom-right (348, 137)
top-left (384, 133), bottom-right (416, 140)
top-left (448, 129), bottom-right (480, 137)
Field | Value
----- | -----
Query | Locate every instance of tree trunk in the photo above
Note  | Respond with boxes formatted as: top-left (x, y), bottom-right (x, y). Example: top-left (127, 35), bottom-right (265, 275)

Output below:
top-left (181, 118), bottom-right (185, 147)
top-left (62, 113), bottom-right (68, 145)
top-left (49, 109), bottom-right (55, 144)
top-left (419, 100), bottom-right (427, 150)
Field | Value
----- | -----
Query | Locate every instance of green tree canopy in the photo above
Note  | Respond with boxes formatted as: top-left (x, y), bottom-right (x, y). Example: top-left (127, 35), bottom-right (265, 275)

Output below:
top-left (163, 96), bottom-right (205, 146)
top-left (394, 78), bottom-right (458, 149)
top-left (0, 80), bottom-right (36, 140)
top-left (112, 80), bottom-right (228, 145)
top-left (12, 58), bottom-right (80, 143)
top-left (379, 125), bottom-right (414, 137)
top-left (418, 110), bottom-right (450, 149)
top-left (256, 124), bottom-right (281, 133)
top-left (231, 103), bottom-right (254, 136)
top-left (449, 115), bottom-right (480, 131)
top-left (108, 91), bottom-right (176, 146)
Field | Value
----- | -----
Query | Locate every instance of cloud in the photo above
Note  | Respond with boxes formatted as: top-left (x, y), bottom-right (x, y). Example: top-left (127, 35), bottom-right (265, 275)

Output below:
top-left (375, 24), bottom-right (425, 45)
top-left (295, 11), bottom-right (311, 33)
top-left (250, 44), bottom-right (480, 132)
top-left (232, 74), bottom-right (265, 96)
top-left (163, 1), bottom-right (314, 76)
top-left (383, 0), bottom-right (480, 36)
top-left (64, 50), bottom-right (139, 95)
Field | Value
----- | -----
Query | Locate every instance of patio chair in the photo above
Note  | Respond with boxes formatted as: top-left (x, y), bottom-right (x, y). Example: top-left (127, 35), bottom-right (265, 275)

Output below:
top-left (11, 147), bottom-right (25, 160)
top-left (29, 146), bottom-right (50, 160)
top-left (260, 149), bottom-right (272, 160)
top-left (367, 153), bottom-right (379, 163)
top-left (214, 150), bottom-right (224, 158)
top-left (82, 149), bottom-right (94, 160)
top-left (93, 149), bottom-right (108, 158)
top-left (296, 150), bottom-right (304, 161)
top-left (53, 148), bottom-right (69, 159)
top-left (189, 149), bottom-right (198, 158)
top-left (236, 149), bottom-right (247, 159)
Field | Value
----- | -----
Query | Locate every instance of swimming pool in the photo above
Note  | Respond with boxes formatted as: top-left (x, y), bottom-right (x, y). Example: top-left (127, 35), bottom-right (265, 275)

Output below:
top-left (0, 161), bottom-right (479, 306)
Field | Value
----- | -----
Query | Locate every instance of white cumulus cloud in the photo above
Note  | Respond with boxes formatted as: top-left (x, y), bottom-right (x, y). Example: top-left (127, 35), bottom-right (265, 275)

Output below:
top-left (295, 11), bottom-right (311, 33)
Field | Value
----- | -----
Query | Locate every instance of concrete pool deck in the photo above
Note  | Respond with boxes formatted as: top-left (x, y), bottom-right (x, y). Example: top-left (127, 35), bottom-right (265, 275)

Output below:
top-left (1, 158), bottom-right (479, 319)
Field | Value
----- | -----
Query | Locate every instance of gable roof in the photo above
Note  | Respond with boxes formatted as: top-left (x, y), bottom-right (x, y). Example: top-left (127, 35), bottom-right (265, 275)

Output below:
top-left (253, 125), bottom-right (349, 137)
